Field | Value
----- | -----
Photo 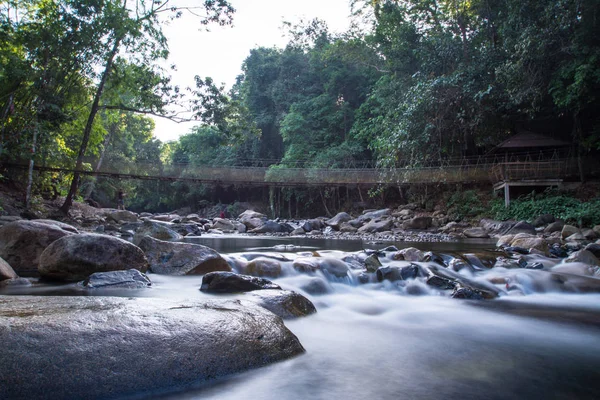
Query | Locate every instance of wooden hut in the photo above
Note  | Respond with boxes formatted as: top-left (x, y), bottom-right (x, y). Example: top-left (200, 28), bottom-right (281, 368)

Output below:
top-left (489, 131), bottom-right (575, 206)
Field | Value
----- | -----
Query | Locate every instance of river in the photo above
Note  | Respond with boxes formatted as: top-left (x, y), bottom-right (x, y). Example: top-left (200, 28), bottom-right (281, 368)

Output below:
top-left (159, 236), bottom-right (600, 399)
top-left (3, 235), bottom-right (600, 399)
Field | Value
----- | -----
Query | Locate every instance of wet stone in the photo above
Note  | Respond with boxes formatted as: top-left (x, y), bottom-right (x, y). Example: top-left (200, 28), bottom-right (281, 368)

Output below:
top-left (244, 289), bottom-right (317, 319)
top-left (200, 271), bottom-right (281, 293)
top-left (364, 254), bottom-right (382, 272)
top-left (524, 262), bottom-right (544, 270)
top-left (426, 275), bottom-right (457, 290)
top-left (549, 245), bottom-right (568, 258)
top-left (376, 265), bottom-right (420, 282)
top-left (357, 272), bottom-right (371, 284)
top-left (452, 286), bottom-right (484, 300)
top-left (297, 276), bottom-right (331, 295)
top-left (82, 269), bottom-right (152, 289)
top-left (505, 246), bottom-right (529, 255)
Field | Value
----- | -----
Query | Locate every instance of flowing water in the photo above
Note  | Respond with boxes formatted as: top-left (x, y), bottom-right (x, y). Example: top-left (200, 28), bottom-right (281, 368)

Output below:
top-left (3, 235), bottom-right (600, 399)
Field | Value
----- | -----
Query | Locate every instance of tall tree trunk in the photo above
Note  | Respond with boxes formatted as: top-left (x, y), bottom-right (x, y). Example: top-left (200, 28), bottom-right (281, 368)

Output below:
top-left (60, 36), bottom-right (122, 214)
top-left (25, 126), bottom-right (39, 209)
top-left (82, 123), bottom-right (115, 199)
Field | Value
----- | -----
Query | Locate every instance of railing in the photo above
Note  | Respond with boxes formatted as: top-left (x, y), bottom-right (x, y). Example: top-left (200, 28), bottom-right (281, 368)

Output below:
top-left (491, 160), bottom-right (578, 182)
top-left (3, 156), bottom-right (592, 187)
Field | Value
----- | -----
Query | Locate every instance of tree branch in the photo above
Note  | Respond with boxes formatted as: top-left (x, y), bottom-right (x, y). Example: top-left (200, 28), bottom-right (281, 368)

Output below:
top-left (99, 104), bottom-right (197, 123)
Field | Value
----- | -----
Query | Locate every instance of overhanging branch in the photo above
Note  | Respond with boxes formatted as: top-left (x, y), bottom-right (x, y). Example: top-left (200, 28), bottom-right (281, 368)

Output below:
top-left (99, 104), bottom-right (197, 123)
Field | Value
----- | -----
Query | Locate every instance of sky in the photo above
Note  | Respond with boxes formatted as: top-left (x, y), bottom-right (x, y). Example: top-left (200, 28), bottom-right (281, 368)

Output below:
top-left (152, 0), bottom-right (353, 142)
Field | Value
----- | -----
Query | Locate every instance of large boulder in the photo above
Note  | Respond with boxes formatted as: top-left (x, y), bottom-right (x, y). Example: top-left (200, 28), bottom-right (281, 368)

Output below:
top-left (133, 220), bottom-right (183, 245)
top-left (497, 234), bottom-right (516, 247)
top-left (0, 256), bottom-right (17, 281)
top-left (479, 219), bottom-right (515, 236)
top-left (564, 250), bottom-right (600, 266)
top-left (358, 218), bottom-right (394, 233)
top-left (544, 220), bottom-right (565, 234)
top-left (238, 209), bottom-right (266, 220)
top-left (106, 210), bottom-right (139, 224)
top-left (0, 296), bottom-right (305, 400)
top-left (357, 209), bottom-right (390, 222)
top-left (561, 224), bottom-right (580, 240)
top-left (403, 216), bottom-right (433, 230)
top-left (138, 236), bottom-right (230, 275)
top-left (249, 221), bottom-right (293, 234)
top-left (393, 247), bottom-right (426, 262)
top-left (302, 218), bottom-right (325, 232)
top-left (584, 243), bottom-right (600, 259)
top-left (325, 212), bottom-right (352, 230)
top-left (238, 210), bottom-right (267, 230)
top-left (32, 219), bottom-right (79, 233)
top-left (244, 289), bottom-right (317, 319)
top-left (38, 233), bottom-right (148, 282)
top-left (510, 234), bottom-right (548, 254)
top-left (463, 227), bottom-right (490, 239)
top-left (0, 220), bottom-right (75, 276)
top-left (506, 220), bottom-right (536, 235)
top-left (339, 222), bottom-right (358, 233)
top-left (211, 218), bottom-right (235, 232)
top-left (200, 271), bottom-right (281, 293)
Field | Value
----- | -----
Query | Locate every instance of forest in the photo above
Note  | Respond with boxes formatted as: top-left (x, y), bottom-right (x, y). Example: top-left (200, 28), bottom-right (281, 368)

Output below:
top-left (1, 0), bottom-right (599, 215)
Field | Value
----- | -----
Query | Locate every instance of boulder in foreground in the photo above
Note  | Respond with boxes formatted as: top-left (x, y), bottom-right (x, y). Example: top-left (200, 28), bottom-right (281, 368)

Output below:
top-left (0, 220), bottom-right (75, 276)
top-left (0, 295), bottom-right (305, 400)
top-left (38, 233), bottom-right (148, 282)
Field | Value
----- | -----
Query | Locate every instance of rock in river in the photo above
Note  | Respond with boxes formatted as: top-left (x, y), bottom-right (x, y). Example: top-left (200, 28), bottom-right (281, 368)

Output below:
top-left (0, 295), bottom-right (304, 400)
top-left (132, 220), bottom-right (182, 245)
top-left (246, 257), bottom-right (283, 277)
top-left (201, 271), bottom-right (281, 293)
top-left (244, 289), bottom-right (317, 319)
top-left (38, 233), bottom-right (148, 282)
top-left (138, 236), bottom-right (231, 275)
top-left (0, 256), bottom-right (18, 281)
top-left (82, 269), bottom-right (152, 289)
top-left (0, 220), bottom-right (75, 276)
top-left (325, 212), bottom-right (352, 230)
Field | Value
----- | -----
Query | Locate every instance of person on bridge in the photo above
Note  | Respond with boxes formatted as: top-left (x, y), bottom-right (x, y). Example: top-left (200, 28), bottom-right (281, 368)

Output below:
top-left (117, 190), bottom-right (125, 210)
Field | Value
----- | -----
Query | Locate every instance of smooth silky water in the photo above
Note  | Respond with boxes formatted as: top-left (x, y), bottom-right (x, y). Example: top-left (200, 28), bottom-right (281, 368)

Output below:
top-left (3, 235), bottom-right (600, 399)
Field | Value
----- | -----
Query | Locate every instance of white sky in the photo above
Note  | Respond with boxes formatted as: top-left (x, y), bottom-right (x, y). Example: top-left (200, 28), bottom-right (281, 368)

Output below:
top-left (152, 0), bottom-right (353, 142)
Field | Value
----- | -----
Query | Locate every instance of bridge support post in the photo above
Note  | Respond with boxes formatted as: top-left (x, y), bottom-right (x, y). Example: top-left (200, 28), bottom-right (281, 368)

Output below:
top-left (504, 182), bottom-right (510, 208)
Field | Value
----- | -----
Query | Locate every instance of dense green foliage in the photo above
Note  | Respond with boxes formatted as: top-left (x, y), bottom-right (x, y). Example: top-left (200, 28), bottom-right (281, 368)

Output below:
top-left (491, 191), bottom-right (600, 227)
top-left (1, 0), bottom-right (599, 215)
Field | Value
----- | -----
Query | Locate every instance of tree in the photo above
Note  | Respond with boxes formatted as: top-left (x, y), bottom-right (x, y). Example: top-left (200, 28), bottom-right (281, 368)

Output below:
top-left (59, 0), bottom-right (234, 214)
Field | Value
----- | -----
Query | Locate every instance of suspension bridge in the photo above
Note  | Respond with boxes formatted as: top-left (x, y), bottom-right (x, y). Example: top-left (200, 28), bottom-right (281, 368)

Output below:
top-left (2, 152), bottom-right (586, 189)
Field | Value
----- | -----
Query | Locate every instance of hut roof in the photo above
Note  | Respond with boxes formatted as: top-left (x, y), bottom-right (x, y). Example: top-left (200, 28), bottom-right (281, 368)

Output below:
top-left (495, 131), bottom-right (571, 149)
